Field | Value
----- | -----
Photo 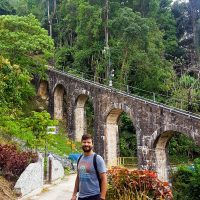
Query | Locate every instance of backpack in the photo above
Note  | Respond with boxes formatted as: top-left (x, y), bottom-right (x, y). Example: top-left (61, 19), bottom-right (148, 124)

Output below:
top-left (77, 153), bottom-right (101, 191)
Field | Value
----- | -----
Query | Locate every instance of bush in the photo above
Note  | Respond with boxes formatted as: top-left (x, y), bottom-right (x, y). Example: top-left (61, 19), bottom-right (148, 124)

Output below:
top-left (171, 158), bottom-right (200, 200)
top-left (0, 144), bottom-right (38, 181)
top-left (107, 167), bottom-right (173, 200)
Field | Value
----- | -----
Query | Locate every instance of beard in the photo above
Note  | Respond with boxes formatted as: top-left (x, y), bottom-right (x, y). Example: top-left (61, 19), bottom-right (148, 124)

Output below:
top-left (82, 146), bottom-right (93, 152)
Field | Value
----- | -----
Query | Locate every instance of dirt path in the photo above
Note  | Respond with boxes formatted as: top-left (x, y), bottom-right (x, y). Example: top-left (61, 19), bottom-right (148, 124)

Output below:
top-left (25, 174), bottom-right (76, 200)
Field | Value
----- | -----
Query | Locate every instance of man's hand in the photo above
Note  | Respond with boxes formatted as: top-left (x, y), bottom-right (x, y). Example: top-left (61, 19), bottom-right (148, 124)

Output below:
top-left (71, 175), bottom-right (79, 200)
top-left (71, 195), bottom-right (76, 200)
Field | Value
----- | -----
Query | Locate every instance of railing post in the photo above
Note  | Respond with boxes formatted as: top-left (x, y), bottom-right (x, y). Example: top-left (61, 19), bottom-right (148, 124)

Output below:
top-left (153, 93), bottom-right (156, 102)
top-left (81, 72), bottom-right (84, 79)
top-left (49, 158), bottom-right (52, 184)
top-left (127, 85), bottom-right (129, 93)
top-left (180, 100), bottom-right (183, 109)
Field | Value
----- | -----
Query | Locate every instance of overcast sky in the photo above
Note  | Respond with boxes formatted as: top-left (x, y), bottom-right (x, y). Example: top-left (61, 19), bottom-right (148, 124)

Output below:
top-left (173, 0), bottom-right (189, 2)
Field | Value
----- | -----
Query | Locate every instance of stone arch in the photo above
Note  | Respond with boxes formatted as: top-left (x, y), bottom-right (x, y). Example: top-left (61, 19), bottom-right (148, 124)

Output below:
top-left (37, 80), bottom-right (49, 100)
top-left (53, 84), bottom-right (66, 120)
top-left (105, 108), bottom-right (136, 167)
top-left (74, 94), bottom-right (93, 141)
top-left (153, 128), bottom-right (197, 182)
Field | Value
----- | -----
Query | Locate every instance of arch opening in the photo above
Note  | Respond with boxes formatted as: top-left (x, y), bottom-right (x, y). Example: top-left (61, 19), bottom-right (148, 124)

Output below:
top-left (37, 80), bottom-right (49, 100)
top-left (105, 109), bottom-right (136, 167)
top-left (119, 112), bottom-right (137, 158)
top-left (154, 131), bottom-right (200, 182)
top-left (34, 80), bottom-right (49, 111)
top-left (54, 84), bottom-right (66, 120)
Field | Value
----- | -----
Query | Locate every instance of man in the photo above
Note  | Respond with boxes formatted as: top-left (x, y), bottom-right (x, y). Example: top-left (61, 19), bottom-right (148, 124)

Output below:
top-left (71, 134), bottom-right (107, 200)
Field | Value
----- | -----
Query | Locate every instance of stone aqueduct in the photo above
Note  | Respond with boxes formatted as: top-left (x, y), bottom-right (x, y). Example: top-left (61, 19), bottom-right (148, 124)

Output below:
top-left (34, 68), bottom-right (200, 181)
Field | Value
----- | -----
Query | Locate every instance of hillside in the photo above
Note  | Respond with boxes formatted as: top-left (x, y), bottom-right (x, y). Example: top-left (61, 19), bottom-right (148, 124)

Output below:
top-left (0, 176), bottom-right (16, 200)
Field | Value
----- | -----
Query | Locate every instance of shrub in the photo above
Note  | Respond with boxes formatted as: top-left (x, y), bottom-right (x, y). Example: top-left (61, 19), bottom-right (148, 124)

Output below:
top-left (0, 144), bottom-right (38, 181)
top-left (171, 158), bottom-right (200, 200)
top-left (107, 167), bottom-right (173, 200)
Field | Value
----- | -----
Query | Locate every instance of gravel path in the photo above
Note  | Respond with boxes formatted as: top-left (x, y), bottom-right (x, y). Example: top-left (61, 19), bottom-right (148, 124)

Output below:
top-left (25, 174), bottom-right (76, 200)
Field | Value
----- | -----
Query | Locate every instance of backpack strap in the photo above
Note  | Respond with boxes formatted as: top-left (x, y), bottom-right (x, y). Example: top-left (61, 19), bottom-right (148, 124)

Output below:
top-left (93, 153), bottom-right (101, 191)
top-left (77, 154), bottom-right (83, 171)
top-left (76, 154), bottom-right (83, 193)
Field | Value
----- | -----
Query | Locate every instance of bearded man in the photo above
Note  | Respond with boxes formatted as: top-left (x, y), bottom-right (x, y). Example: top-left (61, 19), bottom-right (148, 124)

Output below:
top-left (71, 134), bottom-right (107, 200)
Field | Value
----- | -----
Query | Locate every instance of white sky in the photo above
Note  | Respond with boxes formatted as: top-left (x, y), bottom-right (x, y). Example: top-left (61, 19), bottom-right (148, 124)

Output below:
top-left (173, 0), bottom-right (189, 2)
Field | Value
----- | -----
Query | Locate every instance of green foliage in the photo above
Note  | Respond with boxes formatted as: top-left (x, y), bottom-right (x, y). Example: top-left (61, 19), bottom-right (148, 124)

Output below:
top-left (0, 0), bottom-right (15, 15)
top-left (169, 133), bottom-right (200, 165)
top-left (110, 6), bottom-right (173, 91)
top-left (172, 0), bottom-right (200, 74)
top-left (22, 111), bottom-right (58, 150)
top-left (8, 0), bottom-right (46, 19)
top-left (0, 14), bottom-right (54, 75)
top-left (168, 74), bottom-right (200, 112)
top-left (156, 0), bottom-right (178, 57)
top-left (48, 133), bottom-right (81, 156)
top-left (172, 158), bottom-right (200, 200)
top-left (52, 0), bottom-right (175, 95)
top-left (0, 56), bottom-right (35, 109)
top-left (0, 111), bottom-right (57, 151)
top-left (85, 99), bottom-right (95, 136)
top-left (64, 167), bottom-right (71, 175)
top-left (119, 113), bottom-right (137, 157)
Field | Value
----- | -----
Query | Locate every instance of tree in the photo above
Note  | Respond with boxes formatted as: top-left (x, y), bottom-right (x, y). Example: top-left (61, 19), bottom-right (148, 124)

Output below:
top-left (0, 56), bottom-right (36, 145)
top-left (55, 0), bottom-right (104, 78)
top-left (23, 111), bottom-right (58, 150)
top-left (172, 0), bottom-right (200, 77)
top-left (0, 0), bottom-right (15, 15)
top-left (110, 6), bottom-right (174, 93)
top-left (156, 0), bottom-right (178, 59)
top-left (119, 113), bottom-right (137, 157)
top-left (0, 14), bottom-right (54, 75)
top-left (169, 74), bottom-right (200, 112)
top-left (0, 56), bottom-right (35, 109)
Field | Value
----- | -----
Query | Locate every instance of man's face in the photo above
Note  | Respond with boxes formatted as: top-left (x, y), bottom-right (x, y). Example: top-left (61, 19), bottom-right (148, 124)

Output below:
top-left (81, 138), bottom-right (93, 152)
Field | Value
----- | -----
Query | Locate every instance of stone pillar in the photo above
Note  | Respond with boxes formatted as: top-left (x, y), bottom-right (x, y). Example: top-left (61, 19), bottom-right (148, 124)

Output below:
top-left (155, 148), bottom-right (168, 181)
top-left (105, 124), bottom-right (118, 167)
top-left (137, 146), bottom-right (156, 171)
top-left (74, 106), bottom-right (85, 141)
top-left (54, 86), bottom-right (64, 120)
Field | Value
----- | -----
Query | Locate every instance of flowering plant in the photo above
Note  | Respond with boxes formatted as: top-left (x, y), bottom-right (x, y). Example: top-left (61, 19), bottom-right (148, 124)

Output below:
top-left (107, 167), bottom-right (173, 200)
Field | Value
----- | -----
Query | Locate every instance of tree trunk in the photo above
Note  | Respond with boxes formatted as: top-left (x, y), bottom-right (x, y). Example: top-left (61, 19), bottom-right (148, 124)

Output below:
top-left (120, 48), bottom-right (128, 89)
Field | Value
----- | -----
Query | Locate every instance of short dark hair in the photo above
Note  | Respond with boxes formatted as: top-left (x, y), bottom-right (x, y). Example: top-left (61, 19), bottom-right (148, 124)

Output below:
top-left (81, 134), bottom-right (93, 142)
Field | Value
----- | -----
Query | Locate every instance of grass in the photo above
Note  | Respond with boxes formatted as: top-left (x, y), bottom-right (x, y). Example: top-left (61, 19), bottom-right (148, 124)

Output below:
top-left (47, 133), bottom-right (81, 156)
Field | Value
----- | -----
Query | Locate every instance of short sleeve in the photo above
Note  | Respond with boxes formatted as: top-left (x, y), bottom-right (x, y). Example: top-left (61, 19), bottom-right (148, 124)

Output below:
top-left (96, 155), bottom-right (107, 174)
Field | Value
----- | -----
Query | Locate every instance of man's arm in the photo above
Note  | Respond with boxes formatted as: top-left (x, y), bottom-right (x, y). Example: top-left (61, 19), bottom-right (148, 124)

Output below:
top-left (100, 172), bottom-right (107, 200)
top-left (71, 174), bottom-right (79, 200)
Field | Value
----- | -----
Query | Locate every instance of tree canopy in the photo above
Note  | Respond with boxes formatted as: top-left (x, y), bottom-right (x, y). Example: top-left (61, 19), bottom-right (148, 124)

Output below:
top-left (0, 14), bottom-right (54, 75)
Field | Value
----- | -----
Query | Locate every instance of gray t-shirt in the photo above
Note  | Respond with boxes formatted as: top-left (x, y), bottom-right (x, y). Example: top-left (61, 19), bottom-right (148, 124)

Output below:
top-left (78, 153), bottom-right (107, 198)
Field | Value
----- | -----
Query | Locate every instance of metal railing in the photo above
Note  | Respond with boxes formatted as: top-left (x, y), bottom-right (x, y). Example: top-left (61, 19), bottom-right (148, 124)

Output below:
top-left (117, 157), bottom-right (137, 169)
top-left (48, 66), bottom-right (200, 120)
